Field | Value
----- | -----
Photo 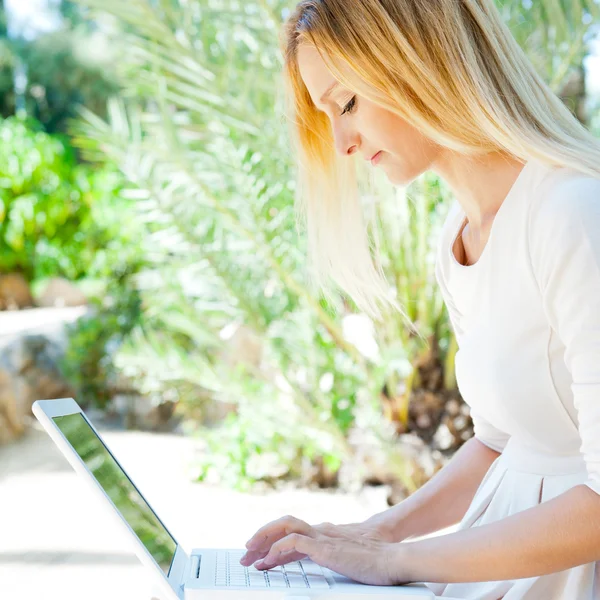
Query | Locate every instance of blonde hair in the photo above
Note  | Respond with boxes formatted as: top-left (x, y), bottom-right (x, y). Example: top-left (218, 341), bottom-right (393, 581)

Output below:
top-left (279, 0), bottom-right (600, 324)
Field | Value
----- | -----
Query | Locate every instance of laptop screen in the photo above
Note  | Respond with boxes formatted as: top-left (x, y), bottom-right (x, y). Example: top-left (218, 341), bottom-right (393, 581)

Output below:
top-left (53, 412), bottom-right (178, 576)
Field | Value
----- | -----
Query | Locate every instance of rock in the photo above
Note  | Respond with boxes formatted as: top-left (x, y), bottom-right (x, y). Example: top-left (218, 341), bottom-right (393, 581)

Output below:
top-left (446, 397), bottom-right (461, 416)
top-left (109, 394), bottom-right (183, 433)
top-left (0, 333), bottom-right (75, 445)
top-left (432, 421), bottom-right (454, 451)
top-left (416, 413), bottom-right (431, 429)
top-left (408, 388), bottom-right (445, 442)
top-left (0, 369), bottom-right (24, 444)
top-left (35, 278), bottom-right (87, 308)
top-left (0, 273), bottom-right (34, 310)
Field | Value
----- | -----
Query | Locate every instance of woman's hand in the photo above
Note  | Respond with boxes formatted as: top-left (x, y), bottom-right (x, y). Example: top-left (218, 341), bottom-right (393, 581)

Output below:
top-left (240, 514), bottom-right (395, 566)
top-left (239, 515), bottom-right (410, 586)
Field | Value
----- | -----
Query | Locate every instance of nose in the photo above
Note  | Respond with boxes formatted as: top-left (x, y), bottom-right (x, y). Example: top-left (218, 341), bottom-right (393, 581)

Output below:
top-left (332, 121), bottom-right (360, 157)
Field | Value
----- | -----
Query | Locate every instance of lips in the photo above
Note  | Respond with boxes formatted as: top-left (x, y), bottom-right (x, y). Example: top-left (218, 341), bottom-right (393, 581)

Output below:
top-left (370, 151), bottom-right (383, 165)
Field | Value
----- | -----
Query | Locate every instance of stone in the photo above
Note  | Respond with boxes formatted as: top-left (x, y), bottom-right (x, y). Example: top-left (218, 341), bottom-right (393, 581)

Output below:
top-left (35, 278), bottom-right (88, 308)
top-left (0, 370), bottom-right (24, 444)
top-left (0, 274), bottom-right (34, 310)
top-left (0, 333), bottom-right (75, 445)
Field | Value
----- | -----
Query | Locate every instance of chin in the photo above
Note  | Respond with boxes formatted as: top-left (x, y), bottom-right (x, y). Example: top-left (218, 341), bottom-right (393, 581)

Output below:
top-left (385, 165), bottom-right (415, 187)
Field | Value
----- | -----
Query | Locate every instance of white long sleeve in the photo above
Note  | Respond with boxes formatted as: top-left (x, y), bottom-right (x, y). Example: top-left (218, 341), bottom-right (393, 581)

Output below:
top-left (528, 174), bottom-right (600, 495)
top-left (426, 160), bottom-right (600, 599)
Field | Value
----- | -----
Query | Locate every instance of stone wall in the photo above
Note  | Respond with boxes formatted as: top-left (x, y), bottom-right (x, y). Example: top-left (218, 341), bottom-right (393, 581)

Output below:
top-left (0, 308), bottom-right (87, 444)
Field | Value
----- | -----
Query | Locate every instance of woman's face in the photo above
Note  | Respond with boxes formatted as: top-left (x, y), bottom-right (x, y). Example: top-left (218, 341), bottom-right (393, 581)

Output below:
top-left (297, 44), bottom-right (440, 186)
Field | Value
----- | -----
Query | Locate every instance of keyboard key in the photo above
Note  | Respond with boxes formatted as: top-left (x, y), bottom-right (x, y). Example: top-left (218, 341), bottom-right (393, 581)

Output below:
top-left (249, 573), bottom-right (267, 587)
top-left (267, 565), bottom-right (284, 572)
top-left (246, 566), bottom-right (264, 574)
top-left (286, 574), bottom-right (308, 587)
top-left (285, 564), bottom-right (303, 574)
top-left (301, 562), bottom-right (324, 576)
top-left (267, 572), bottom-right (287, 586)
top-left (306, 577), bottom-right (330, 589)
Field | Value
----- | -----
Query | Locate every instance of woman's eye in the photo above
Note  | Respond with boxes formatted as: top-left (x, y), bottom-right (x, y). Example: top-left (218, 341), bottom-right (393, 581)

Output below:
top-left (341, 96), bottom-right (357, 116)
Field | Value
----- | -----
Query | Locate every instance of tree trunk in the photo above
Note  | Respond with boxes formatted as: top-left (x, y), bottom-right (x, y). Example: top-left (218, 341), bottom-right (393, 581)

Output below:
top-left (559, 63), bottom-right (588, 126)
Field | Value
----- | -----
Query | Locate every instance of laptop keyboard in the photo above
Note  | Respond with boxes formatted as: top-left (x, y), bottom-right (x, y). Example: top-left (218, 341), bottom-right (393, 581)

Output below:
top-left (215, 550), bottom-right (331, 589)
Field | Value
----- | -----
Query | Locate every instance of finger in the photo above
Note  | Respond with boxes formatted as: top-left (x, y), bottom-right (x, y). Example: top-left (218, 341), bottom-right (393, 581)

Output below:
top-left (242, 547), bottom-right (300, 566)
top-left (255, 533), bottom-right (319, 569)
top-left (244, 515), bottom-right (315, 553)
top-left (241, 516), bottom-right (316, 566)
top-left (239, 548), bottom-right (268, 566)
top-left (252, 548), bottom-right (307, 569)
top-left (240, 520), bottom-right (342, 566)
top-left (242, 521), bottom-right (343, 566)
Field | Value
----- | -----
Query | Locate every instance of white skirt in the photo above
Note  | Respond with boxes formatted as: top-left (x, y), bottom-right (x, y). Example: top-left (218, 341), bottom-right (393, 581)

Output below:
top-left (422, 436), bottom-right (600, 599)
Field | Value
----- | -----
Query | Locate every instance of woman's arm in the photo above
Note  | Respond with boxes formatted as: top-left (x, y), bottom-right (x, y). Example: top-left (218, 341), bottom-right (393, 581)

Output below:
top-left (368, 437), bottom-right (501, 542)
top-left (397, 484), bottom-right (600, 583)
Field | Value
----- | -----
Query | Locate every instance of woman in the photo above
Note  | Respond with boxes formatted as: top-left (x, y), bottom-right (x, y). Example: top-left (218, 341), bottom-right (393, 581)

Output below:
top-left (240, 0), bottom-right (600, 598)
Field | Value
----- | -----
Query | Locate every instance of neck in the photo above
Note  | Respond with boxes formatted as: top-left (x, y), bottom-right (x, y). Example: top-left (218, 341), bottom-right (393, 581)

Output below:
top-left (430, 151), bottom-right (527, 231)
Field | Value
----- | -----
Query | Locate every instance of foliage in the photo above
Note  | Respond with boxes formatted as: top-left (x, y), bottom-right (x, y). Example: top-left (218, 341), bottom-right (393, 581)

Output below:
top-left (60, 277), bottom-right (143, 409)
top-left (0, 114), bottom-right (141, 282)
top-left (0, 0), bottom-right (120, 135)
top-left (496, 0), bottom-right (599, 93)
top-left (0, 114), bottom-right (89, 279)
top-left (55, 160), bottom-right (146, 409)
top-left (66, 0), bottom-right (598, 491)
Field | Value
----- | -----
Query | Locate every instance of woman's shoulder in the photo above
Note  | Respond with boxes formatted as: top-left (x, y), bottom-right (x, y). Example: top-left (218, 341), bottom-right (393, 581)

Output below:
top-left (526, 161), bottom-right (600, 274)
top-left (527, 160), bottom-right (600, 228)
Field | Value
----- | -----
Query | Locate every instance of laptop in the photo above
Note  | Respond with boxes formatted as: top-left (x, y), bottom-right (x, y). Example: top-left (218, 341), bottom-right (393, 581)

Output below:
top-left (32, 398), bottom-right (435, 600)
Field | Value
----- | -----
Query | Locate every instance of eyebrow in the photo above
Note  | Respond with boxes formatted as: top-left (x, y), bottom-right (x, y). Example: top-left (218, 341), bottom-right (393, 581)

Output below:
top-left (319, 81), bottom-right (339, 104)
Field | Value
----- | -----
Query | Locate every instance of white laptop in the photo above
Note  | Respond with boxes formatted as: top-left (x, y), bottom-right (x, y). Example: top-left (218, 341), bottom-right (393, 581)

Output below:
top-left (32, 398), bottom-right (435, 600)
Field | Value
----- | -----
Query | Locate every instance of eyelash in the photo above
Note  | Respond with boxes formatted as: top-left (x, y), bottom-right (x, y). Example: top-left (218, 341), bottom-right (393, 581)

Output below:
top-left (341, 96), bottom-right (357, 116)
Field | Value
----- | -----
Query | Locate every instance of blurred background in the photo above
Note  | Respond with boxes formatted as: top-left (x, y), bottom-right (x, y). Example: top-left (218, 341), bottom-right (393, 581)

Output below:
top-left (0, 1), bottom-right (598, 598)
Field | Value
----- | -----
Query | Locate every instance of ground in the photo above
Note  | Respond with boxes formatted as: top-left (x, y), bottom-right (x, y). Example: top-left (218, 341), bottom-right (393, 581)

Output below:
top-left (0, 416), bottom-right (439, 600)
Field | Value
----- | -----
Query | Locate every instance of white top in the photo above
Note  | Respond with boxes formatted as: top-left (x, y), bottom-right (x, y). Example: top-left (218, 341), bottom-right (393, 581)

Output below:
top-left (435, 158), bottom-right (600, 495)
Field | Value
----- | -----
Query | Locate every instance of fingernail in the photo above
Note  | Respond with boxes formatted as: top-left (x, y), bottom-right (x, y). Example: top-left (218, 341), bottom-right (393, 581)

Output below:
top-left (245, 540), bottom-right (254, 549)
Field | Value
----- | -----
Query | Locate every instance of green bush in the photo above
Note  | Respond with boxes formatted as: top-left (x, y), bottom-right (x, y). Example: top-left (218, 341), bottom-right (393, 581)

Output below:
top-left (58, 169), bottom-right (147, 409)
top-left (0, 114), bottom-right (143, 284)
top-left (0, 115), bottom-right (90, 279)
top-left (61, 278), bottom-right (143, 409)
top-left (0, 107), bottom-right (150, 417)
top-left (0, 113), bottom-right (151, 408)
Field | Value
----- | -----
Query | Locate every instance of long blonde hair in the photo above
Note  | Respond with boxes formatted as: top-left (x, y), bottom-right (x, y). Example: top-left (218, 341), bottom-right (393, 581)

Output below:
top-left (279, 0), bottom-right (600, 324)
